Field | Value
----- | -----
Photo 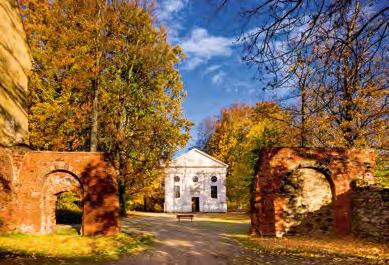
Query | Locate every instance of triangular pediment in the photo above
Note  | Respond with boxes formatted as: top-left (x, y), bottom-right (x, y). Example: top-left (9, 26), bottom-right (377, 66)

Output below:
top-left (169, 148), bottom-right (228, 168)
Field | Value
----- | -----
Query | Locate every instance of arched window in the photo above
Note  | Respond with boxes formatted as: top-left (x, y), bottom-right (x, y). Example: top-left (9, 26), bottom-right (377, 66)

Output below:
top-left (193, 176), bottom-right (199, 182)
top-left (211, 176), bottom-right (217, 182)
top-left (174, 176), bottom-right (180, 182)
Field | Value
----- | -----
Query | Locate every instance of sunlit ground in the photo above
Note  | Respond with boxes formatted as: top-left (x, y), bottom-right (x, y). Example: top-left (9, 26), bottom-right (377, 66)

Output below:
top-left (130, 211), bottom-right (388, 262)
top-left (0, 225), bottom-right (152, 263)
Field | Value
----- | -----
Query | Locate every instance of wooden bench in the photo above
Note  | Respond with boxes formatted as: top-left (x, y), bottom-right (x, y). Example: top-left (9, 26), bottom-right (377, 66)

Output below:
top-left (176, 214), bottom-right (194, 222)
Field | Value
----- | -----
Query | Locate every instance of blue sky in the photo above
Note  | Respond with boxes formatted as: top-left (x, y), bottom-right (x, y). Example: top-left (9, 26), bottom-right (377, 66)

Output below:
top-left (155, 0), bottom-right (274, 151)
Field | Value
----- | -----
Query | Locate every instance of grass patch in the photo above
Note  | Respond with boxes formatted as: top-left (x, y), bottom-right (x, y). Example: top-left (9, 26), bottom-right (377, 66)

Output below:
top-left (229, 234), bottom-right (389, 262)
top-left (0, 230), bottom-right (153, 261)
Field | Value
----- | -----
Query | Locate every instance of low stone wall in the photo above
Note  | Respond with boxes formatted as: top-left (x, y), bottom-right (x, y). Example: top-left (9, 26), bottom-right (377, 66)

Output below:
top-left (352, 182), bottom-right (389, 242)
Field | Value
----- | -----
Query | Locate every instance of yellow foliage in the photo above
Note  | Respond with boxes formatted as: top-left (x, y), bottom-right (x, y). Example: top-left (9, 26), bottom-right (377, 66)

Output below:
top-left (198, 102), bottom-right (296, 210)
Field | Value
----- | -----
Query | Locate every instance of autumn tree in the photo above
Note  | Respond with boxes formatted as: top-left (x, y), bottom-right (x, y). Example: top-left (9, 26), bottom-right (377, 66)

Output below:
top-left (213, 0), bottom-right (388, 149)
top-left (197, 102), bottom-right (296, 210)
top-left (20, 0), bottom-right (98, 150)
top-left (19, 0), bottom-right (191, 214)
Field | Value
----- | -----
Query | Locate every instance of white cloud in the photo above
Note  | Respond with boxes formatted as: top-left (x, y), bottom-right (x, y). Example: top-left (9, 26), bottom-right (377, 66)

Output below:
top-left (184, 57), bottom-right (206, 70)
top-left (180, 28), bottom-right (235, 70)
top-left (158, 0), bottom-right (188, 21)
top-left (156, 0), bottom-right (189, 41)
top-left (203, 65), bottom-right (222, 75)
top-left (224, 80), bottom-right (251, 94)
top-left (211, 71), bottom-right (227, 85)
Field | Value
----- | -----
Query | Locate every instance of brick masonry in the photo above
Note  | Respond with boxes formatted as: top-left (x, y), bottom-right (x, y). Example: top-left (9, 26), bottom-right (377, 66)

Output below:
top-left (250, 148), bottom-right (376, 237)
top-left (0, 147), bottom-right (120, 236)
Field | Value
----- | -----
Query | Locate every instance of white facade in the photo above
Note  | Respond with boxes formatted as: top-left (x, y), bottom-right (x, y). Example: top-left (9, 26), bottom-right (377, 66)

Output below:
top-left (164, 148), bottom-right (228, 213)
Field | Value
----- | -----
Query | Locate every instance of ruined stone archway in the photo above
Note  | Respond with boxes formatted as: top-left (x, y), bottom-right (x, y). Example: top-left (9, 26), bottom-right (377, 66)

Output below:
top-left (40, 170), bottom-right (83, 234)
top-left (250, 148), bottom-right (375, 237)
top-left (0, 148), bottom-right (120, 235)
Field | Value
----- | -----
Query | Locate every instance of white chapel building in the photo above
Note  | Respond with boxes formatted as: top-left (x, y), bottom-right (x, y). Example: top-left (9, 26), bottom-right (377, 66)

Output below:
top-left (164, 148), bottom-right (228, 213)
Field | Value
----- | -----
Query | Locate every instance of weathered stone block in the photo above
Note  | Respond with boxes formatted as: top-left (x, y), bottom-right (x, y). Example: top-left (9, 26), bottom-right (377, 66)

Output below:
top-left (351, 184), bottom-right (388, 242)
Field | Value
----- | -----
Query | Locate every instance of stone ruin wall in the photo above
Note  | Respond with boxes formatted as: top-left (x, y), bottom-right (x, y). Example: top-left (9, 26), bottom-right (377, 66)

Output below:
top-left (0, 147), bottom-right (120, 236)
top-left (351, 182), bottom-right (389, 242)
top-left (251, 148), bottom-right (377, 238)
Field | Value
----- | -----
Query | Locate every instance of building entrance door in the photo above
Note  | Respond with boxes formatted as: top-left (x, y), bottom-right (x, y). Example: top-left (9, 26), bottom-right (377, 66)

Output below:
top-left (192, 197), bottom-right (200, 212)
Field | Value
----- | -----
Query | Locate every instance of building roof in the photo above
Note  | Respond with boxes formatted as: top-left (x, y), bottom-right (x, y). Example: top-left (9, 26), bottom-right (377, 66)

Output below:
top-left (168, 148), bottom-right (228, 168)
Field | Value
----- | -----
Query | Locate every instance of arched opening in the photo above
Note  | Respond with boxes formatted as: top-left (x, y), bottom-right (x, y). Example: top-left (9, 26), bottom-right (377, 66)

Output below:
top-left (281, 167), bottom-right (334, 235)
top-left (40, 170), bottom-right (83, 235)
top-left (55, 191), bottom-right (83, 233)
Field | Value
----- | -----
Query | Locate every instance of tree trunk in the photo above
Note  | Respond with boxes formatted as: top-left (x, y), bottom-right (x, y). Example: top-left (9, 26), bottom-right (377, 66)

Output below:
top-left (341, 0), bottom-right (360, 148)
top-left (300, 84), bottom-right (307, 147)
top-left (143, 195), bottom-right (147, 211)
top-left (90, 81), bottom-right (99, 151)
top-left (90, 0), bottom-right (104, 152)
top-left (118, 178), bottom-right (127, 216)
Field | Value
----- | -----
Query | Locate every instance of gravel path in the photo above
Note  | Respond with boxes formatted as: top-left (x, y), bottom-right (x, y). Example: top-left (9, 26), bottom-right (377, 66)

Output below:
top-left (107, 212), bottom-right (252, 265)
top-left (105, 212), bottom-right (380, 265)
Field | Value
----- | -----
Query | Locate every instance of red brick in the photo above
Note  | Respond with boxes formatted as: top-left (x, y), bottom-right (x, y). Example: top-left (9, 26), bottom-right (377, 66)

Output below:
top-left (0, 147), bottom-right (119, 236)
